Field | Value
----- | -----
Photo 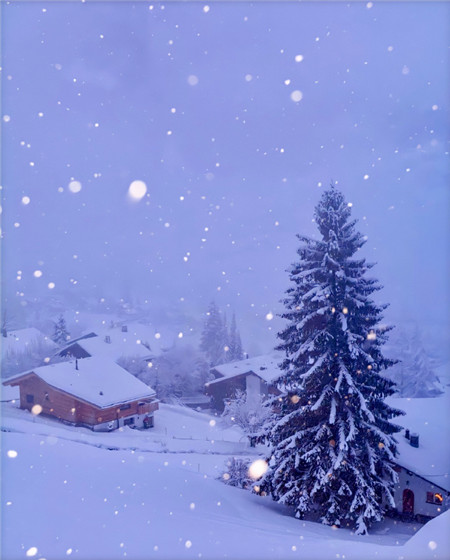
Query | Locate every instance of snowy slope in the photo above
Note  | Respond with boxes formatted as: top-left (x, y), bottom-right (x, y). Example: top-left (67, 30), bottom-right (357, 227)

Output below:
top-left (2, 401), bottom-right (449, 559)
top-left (2, 431), bottom-right (439, 560)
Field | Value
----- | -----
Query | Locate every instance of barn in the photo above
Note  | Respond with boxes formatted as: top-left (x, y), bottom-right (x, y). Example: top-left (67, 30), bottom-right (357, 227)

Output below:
top-left (2, 357), bottom-right (158, 431)
top-left (205, 353), bottom-right (282, 411)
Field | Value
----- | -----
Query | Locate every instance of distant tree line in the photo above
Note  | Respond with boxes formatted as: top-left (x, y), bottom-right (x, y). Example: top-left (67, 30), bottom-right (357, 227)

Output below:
top-left (200, 301), bottom-right (244, 366)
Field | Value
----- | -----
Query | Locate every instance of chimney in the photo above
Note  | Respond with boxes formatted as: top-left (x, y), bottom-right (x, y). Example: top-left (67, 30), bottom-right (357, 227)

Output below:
top-left (410, 433), bottom-right (419, 448)
top-left (105, 335), bottom-right (111, 344)
top-left (75, 359), bottom-right (79, 371)
top-left (121, 325), bottom-right (128, 333)
top-left (405, 428), bottom-right (410, 440)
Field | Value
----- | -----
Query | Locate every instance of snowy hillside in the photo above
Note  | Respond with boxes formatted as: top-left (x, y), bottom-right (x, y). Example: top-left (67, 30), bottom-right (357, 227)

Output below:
top-left (2, 399), bottom-right (448, 559)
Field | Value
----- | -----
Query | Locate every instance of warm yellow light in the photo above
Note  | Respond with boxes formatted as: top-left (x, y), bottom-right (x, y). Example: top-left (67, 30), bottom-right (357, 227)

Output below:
top-left (435, 493), bottom-right (443, 504)
top-left (342, 307), bottom-right (348, 315)
top-left (290, 395), bottom-right (300, 404)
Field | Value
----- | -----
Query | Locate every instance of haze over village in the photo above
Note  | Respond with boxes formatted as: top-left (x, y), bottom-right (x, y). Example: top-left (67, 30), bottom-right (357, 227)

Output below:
top-left (1, 1), bottom-right (449, 559)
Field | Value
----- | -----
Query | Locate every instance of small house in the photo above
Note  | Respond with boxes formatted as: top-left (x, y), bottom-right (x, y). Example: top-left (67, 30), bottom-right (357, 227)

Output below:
top-left (2, 357), bottom-right (158, 431)
top-left (389, 394), bottom-right (450, 521)
top-left (205, 353), bottom-right (282, 411)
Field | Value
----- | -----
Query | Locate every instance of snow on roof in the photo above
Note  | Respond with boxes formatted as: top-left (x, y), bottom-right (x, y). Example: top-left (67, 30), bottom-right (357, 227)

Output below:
top-left (1, 328), bottom-right (58, 356)
top-left (208, 353), bottom-right (283, 386)
top-left (62, 330), bottom-right (154, 361)
top-left (389, 392), bottom-right (450, 491)
top-left (3, 357), bottom-right (156, 409)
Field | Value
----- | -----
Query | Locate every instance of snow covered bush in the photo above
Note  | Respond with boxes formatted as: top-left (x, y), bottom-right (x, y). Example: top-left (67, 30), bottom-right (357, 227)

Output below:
top-left (259, 185), bottom-right (404, 535)
top-left (220, 457), bottom-right (252, 489)
top-left (116, 354), bottom-right (150, 377)
top-left (222, 389), bottom-right (273, 445)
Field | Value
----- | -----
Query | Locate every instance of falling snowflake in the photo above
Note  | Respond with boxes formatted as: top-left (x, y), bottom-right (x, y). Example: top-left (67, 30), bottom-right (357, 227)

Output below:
top-left (128, 180), bottom-right (147, 201)
top-left (290, 90), bottom-right (303, 102)
top-left (68, 180), bottom-right (82, 193)
top-left (248, 459), bottom-right (268, 480)
top-left (31, 405), bottom-right (43, 415)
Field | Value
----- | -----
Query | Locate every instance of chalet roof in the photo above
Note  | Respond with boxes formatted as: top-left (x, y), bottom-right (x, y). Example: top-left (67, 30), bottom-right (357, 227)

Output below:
top-left (1, 327), bottom-right (58, 355)
top-left (388, 392), bottom-right (450, 491)
top-left (58, 330), bottom-right (154, 362)
top-left (207, 353), bottom-right (283, 386)
top-left (3, 357), bottom-right (156, 409)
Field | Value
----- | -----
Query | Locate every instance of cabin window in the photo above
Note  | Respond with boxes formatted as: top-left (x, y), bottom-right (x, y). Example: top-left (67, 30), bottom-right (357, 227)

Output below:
top-left (26, 394), bottom-right (34, 404)
top-left (124, 417), bottom-right (134, 426)
top-left (426, 492), bottom-right (443, 505)
top-left (120, 404), bottom-right (131, 411)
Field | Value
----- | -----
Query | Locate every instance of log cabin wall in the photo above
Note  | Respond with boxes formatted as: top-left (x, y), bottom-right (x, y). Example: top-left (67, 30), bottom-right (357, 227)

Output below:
top-left (18, 374), bottom-right (80, 423)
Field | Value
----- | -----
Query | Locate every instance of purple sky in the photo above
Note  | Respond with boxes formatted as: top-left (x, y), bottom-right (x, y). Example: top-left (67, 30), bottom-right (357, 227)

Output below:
top-left (1, 1), bottom-right (449, 353)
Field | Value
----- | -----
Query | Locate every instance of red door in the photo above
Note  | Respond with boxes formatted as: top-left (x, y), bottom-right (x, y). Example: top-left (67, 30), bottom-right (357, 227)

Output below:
top-left (403, 489), bottom-right (414, 514)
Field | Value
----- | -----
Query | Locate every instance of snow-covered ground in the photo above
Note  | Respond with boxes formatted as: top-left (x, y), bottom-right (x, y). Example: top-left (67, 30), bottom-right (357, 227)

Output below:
top-left (2, 397), bottom-right (449, 559)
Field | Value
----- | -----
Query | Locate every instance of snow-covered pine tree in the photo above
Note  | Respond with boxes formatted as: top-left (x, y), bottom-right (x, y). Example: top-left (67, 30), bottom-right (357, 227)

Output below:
top-left (52, 314), bottom-right (70, 346)
top-left (228, 313), bottom-right (244, 362)
top-left (260, 185), bottom-right (404, 535)
top-left (200, 301), bottom-right (227, 366)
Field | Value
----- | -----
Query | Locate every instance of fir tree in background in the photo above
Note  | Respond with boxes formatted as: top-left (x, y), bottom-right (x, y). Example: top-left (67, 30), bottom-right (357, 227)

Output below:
top-left (385, 325), bottom-right (443, 398)
top-left (200, 301), bottom-right (227, 366)
top-left (52, 314), bottom-right (70, 346)
top-left (260, 185), bottom-right (404, 535)
top-left (228, 313), bottom-right (244, 362)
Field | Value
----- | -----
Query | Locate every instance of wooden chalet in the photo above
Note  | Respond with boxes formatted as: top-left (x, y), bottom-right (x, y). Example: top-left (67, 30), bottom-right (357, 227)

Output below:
top-left (3, 357), bottom-right (158, 431)
top-left (205, 353), bottom-right (282, 411)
